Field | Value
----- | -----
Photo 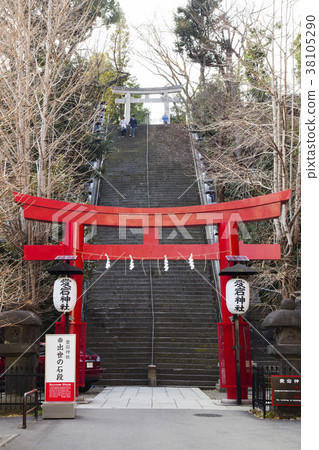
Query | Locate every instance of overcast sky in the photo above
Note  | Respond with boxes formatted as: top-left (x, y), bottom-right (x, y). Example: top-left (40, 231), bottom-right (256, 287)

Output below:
top-left (118, 0), bottom-right (188, 112)
top-left (96, 0), bottom-right (301, 122)
top-left (118, 0), bottom-right (187, 78)
top-left (89, 0), bottom-right (188, 121)
top-left (118, 0), bottom-right (187, 26)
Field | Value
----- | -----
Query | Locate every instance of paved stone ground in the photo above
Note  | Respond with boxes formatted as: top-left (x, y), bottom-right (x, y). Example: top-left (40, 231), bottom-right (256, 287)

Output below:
top-left (76, 386), bottom-right (249, 410)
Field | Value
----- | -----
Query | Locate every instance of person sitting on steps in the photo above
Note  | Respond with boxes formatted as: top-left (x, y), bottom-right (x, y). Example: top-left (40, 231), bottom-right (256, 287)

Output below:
top-left (162, 113), bottom-right (169, 125)
top-left (129, 115), bottom-right (137, 137)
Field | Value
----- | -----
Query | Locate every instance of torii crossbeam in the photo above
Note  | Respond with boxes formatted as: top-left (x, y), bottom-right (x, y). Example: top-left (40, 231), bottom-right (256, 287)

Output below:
top-left (14, 189), bottom-right (291, 399)
top-left (112, 85), bottom-right (183, 123)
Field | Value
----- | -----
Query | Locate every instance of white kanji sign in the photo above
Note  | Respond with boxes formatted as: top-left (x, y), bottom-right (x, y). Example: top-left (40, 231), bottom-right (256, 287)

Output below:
top-left (45, 334), bottom-right (76, 402)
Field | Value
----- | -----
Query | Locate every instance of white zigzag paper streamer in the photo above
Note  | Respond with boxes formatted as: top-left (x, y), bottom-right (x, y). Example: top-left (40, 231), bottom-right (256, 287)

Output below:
top-left (164, 255), bottom-right (169, 271)
top-left (188, 253), bottom-right (195, 270)
top-left (105, 254), bottom-right (111, 270)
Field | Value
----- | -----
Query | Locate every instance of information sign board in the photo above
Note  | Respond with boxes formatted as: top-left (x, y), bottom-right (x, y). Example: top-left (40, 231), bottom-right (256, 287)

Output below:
top-left (45, 334), bottom-right (76, 402)
top-left (271, 375), bottom-right (301, 406)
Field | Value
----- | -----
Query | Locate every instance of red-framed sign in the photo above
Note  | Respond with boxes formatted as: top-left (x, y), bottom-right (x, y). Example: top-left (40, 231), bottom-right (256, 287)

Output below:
top-left (45, 334), bottom-right (76, 402)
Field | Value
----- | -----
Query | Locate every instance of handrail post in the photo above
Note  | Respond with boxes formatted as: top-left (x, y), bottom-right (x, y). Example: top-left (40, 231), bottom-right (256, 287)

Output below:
top-left (23, 389), bottom-right (39, 429)
top-left (35, 389), bottom-right (39, 422)
top-left (262, 367), bottom-right (266, 419)
top-left (252, 367), bottom-right (256, 409)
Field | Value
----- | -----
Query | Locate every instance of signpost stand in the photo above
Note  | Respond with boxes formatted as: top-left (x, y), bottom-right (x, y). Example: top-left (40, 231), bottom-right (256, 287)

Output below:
top-left (65, 313), bottom-right (69, 334)
top-left (233, 314), bottom-right (242, 405)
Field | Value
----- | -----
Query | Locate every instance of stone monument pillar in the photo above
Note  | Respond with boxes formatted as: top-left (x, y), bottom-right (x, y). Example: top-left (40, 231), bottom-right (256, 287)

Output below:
top-left (262, 298), bottom-right (301, 373)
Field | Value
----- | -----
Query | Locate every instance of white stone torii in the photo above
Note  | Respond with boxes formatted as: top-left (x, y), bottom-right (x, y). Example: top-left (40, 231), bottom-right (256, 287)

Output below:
top-left (112, 85), bottom-right (183, 124)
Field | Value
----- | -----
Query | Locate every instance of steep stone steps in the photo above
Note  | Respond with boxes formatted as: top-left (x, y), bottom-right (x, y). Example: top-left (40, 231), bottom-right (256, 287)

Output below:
top-left (84, 124), bottom-right (221, 387)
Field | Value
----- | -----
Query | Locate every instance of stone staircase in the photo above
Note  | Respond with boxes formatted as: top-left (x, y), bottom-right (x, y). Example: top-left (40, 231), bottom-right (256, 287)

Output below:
top-left (84, 124), bottom-right (221, 387)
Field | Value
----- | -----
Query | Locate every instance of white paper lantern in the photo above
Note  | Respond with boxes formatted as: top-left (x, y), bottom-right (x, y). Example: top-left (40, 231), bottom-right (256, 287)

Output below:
top-left (53, 277), bottom-right (77, 313)
top-left (225, 278), bottom-right (250, 314)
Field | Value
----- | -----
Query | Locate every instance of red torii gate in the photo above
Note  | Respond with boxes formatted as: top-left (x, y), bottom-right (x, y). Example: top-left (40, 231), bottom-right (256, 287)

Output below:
top-left (14, 189), bottom-right (291, 400)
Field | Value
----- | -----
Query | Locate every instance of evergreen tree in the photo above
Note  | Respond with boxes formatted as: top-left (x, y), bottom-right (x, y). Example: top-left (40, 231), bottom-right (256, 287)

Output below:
top-left (174, 0), bottom-right (224, 87)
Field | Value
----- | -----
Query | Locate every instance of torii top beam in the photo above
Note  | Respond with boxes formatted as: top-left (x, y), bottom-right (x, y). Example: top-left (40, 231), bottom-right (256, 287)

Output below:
top-left (111, 85), bottom-right (183, 123)
top-left (14, 190), bottom-right (291, 262)
top-left (111, 85), bottom-right (183, 95)
top-left (14, 190), bottom-right (290, 227)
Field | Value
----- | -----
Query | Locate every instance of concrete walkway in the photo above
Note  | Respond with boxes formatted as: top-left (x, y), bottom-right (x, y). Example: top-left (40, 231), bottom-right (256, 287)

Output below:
top-left (0, 388), bottom-right (301, 449)
top-left (77, 386), bottom-right (250, 410)
top-left (0, 408), bottom-right (301, 450)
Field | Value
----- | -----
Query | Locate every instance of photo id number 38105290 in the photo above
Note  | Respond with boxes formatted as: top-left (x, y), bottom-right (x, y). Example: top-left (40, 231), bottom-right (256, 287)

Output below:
top-left (305, 15), bottom-right (316, 75)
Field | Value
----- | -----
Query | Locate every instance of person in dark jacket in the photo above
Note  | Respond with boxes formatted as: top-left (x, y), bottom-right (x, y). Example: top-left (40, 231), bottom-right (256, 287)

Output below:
top-left (129, 115), bottom-right (137, 137)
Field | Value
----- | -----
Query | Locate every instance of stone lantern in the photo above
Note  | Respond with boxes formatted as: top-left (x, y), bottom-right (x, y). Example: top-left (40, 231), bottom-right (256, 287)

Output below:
top-left (262, 298), bottom-right (301, 373)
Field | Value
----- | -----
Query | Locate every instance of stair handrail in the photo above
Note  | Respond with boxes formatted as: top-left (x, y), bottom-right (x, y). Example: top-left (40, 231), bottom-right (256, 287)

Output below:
top-left (145, 112), bottom-right (155, 367)
top-left (187, 127), bottom-right (222, 320)
top-left (23, 389), bottom-right (39, 429)
top-left (82, 110), bottom-right (108, 320)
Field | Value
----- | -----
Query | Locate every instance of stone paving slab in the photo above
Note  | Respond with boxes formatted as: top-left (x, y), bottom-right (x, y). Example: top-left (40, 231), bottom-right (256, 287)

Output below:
top-left (77, 387), bottom-right (251, 410)
top-left (0, 434), bottom-right (18, 447)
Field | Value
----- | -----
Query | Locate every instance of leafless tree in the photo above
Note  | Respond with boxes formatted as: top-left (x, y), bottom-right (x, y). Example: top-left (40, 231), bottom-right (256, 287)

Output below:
top-left (195, 0), bottom-right (301, 297)
top-left (137, 0), bottom-right (300, 298)
top-left (0, 0), bottom-right (117, 313)
top-left (135, 21), bottom-right (201, 118)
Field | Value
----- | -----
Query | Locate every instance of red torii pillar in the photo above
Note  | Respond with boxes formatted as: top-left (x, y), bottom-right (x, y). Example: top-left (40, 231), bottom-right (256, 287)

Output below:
top-left (14, 189), bottom-right (291, 399)
top-left (218, 221), bottom-right (250, 400)
top-left (58, 222), bottom-right (86, 392)
top-left (64, 222), bottom-right (84, 324)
